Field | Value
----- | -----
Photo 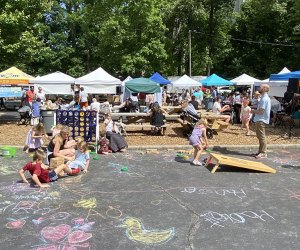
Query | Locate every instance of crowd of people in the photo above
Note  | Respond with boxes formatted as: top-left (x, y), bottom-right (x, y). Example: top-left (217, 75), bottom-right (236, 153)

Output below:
top-left (16, 82), bottom-right (300, 188)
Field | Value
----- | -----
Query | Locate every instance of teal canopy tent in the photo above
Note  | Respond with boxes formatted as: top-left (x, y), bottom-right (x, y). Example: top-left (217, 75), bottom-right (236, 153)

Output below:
top-left (125, 77), bottom-right (161, 93)
top-left (201, 73), bottom-right (233, 86)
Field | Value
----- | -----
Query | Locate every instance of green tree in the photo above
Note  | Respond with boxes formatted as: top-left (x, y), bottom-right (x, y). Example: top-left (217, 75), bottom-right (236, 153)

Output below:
top-left (164, 0), bottom-right (235, 76)
top-left (0, 0), bottom-right (50, 74)
top-left (84, 0), bottom-right (169, 77)
top-left (38, 0), bottom-right (86, 77)
top-left (226, 0), bottom-right (297, 79)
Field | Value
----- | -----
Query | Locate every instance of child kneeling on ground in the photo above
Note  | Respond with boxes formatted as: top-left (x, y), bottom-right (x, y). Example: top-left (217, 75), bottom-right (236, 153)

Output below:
top-left (67, 141), bottom-right (90, 173)
top-left (98, 137), bottom-right (112, 155)
top-left (19, 149), bottom-right (80, 188)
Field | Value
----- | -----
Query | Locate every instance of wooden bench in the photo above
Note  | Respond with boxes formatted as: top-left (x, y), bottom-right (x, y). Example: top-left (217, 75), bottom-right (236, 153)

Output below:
top-left (205, 153), bottom-right (276, 174)
top-left (123, 124), bottom-right (167, 135)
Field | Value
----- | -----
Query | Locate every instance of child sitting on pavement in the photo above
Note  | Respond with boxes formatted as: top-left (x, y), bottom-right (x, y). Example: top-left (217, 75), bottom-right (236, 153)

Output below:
top-left (189, 119), bottom-right (209, 166)
top-left (18, 149), bottom-right (80, 188)
top-left (98, 136), bottom-right (112, 155)
top-left (67, 141), bottom-right (90, 173)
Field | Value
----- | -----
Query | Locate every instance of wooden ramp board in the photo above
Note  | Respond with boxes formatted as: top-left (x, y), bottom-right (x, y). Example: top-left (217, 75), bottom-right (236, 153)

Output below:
top-left (205, 153), bottom-right (276, 174)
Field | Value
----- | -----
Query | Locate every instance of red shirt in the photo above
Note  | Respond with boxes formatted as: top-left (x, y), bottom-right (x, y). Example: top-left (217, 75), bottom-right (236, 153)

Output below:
top-left (23, 162), bottom-right (50, 183)
top-left (138, 93), bottom-right (146, 100)
top-left (26, 90), bottom-right (34, 103)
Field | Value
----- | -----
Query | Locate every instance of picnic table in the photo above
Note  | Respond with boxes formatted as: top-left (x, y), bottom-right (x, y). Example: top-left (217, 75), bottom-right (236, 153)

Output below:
top-left (110, 112), bottom-right (179, 123)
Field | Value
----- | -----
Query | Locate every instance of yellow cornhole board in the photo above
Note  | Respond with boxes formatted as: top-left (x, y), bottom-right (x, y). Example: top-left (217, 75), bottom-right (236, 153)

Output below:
top-left (205, 153), bottom-right (276, 174)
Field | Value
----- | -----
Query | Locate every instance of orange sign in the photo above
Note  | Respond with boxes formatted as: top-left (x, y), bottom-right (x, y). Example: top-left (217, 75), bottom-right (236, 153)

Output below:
top-left (0, 79), bottom-right (29, 85)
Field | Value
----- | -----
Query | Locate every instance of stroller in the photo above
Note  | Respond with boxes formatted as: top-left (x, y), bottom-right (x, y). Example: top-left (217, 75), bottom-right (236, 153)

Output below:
top-left (180, 104), bottom-right (214, 139)
top-left (17, 106), bottom-right (31, 125)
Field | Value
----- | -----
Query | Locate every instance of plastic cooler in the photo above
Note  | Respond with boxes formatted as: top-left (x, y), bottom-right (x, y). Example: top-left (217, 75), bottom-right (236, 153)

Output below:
top-left (0, 146), bottom-right (17, 157)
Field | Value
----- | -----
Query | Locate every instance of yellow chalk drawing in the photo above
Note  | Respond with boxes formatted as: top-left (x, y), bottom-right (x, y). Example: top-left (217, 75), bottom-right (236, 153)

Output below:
top-left (49, 191), bottom-right (60, 197)
top-left (85, 208), bottom-right (106, 220)
top-left (73, 198), bottom-right (97, 209)
top-left (118, 217), bottom-right (175, 245)
top-left (62, 175), bottom-right (82, 184)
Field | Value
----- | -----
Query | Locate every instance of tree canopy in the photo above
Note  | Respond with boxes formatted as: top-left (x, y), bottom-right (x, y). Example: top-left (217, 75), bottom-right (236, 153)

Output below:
top-left (0, 0), bottom-right (299, 79)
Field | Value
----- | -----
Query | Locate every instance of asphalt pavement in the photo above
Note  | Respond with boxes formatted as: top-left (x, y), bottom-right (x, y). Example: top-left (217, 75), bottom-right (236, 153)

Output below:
top-left (0, 148), bottom-right (299, 249)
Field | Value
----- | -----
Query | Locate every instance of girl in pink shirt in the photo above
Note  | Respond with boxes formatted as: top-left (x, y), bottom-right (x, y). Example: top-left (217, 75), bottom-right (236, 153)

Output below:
top-left (240, 98), bottom-right (252, 136)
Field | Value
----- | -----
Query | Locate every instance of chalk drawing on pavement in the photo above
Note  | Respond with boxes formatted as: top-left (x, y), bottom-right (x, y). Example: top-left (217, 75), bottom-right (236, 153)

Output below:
top-left (118, 217), bottom-right (175, 245)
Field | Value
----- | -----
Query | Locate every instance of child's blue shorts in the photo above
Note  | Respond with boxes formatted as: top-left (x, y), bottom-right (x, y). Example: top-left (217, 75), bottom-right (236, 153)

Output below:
top-left (49, 171), bottom-right (58, 182)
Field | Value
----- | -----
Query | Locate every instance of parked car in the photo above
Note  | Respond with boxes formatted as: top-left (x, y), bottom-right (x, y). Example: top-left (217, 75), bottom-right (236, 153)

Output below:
top-left (217, 86), bottom-right (233, 94)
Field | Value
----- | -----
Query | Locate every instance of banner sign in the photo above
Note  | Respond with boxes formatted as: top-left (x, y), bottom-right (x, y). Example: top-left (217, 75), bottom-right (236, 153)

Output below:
top-left (0, 87), bottom-right (22, 98)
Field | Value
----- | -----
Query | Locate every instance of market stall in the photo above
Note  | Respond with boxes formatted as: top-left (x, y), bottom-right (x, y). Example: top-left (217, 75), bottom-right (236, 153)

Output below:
top-left (75, 67), bottom-right (121, 94)
top-left (29, 71), bottom-right (74, 95)
top-left (0, 66), bottom-right (34, 100)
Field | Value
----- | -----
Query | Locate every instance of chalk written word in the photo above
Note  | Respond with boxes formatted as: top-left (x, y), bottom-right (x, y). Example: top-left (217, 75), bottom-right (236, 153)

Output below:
top-left (1, 183), bottom-right (34, 194)
top-left (200, 210), bottom-right (275, 228)
top-left (181, 187), bottom-right (247, 199)
top-left (13, 194), bottom-right (59, 201)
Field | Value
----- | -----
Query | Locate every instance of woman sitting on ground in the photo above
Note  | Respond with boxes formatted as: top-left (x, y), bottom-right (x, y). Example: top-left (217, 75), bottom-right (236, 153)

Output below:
top-left (46, 125), bottom-right (76, 164)
top-left (104, 114), bottom-right (128, 153)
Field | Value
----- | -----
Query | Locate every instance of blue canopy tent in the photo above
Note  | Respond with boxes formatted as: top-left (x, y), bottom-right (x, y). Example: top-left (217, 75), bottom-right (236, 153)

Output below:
top-left (200, 73), bottom-right (233, 86)
top-left (149, 72), bottom-right (170, 85)
top-left (269, 70), bottom-right (300, 81)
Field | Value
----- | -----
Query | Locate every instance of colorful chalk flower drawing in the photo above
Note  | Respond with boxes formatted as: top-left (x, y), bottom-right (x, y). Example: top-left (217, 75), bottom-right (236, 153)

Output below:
top-left (118, 217), bottom-right (175, 245)
top-left (35, 221), bottom-right (93, 250)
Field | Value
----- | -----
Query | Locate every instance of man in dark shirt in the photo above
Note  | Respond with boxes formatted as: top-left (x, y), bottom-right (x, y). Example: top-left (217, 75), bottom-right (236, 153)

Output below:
top-left (189, 95), bottom-right (199, 110)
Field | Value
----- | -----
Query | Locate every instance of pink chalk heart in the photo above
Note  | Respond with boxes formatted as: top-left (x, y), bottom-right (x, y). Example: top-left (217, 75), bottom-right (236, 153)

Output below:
top-left (67, 230), bottom-right (92, 244)
top-left (6, 219), bottom-right (26, 229)
top-left (36, 245), bottom-right (58, 250)
top-left (41, 224), bottom-right (71, 242)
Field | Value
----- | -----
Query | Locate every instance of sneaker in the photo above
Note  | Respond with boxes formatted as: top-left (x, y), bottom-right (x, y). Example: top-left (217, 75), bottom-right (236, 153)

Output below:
top-left (192, 160), bottom-right (202, 166)
top-left (250, 152), bottom-right (259, 157)
top-left (70, 168), bottom-right (81, 175)
top-left (255, 153), bottom-right (267, 159)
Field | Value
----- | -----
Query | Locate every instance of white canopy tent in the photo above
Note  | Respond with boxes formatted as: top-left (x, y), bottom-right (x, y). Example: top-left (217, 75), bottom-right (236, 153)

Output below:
top-left (170, 74), bottom-right (201, 91)
top-left (75, 67), bottom-right (121, 94)
top-left (232, 73), bottom-right (260, 97)
top-left (121, 76), bottom-right (133, 102)
top-left (254, 67), bottom-right (290, 97)
top-left (231, 73), bottom-right (259, 86)
top-left (29, 72), bottom-right (74, 94)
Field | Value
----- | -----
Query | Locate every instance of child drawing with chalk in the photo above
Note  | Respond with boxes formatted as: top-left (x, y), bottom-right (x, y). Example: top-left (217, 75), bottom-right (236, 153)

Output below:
top-left (67, 141), bottom-right (90, 173)
top-left (189, 119), bottom-right (209, 166)
top-left (19, 149), bottom-right (79, 188)
top-left (98, 134), bottom-right (112, 155)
